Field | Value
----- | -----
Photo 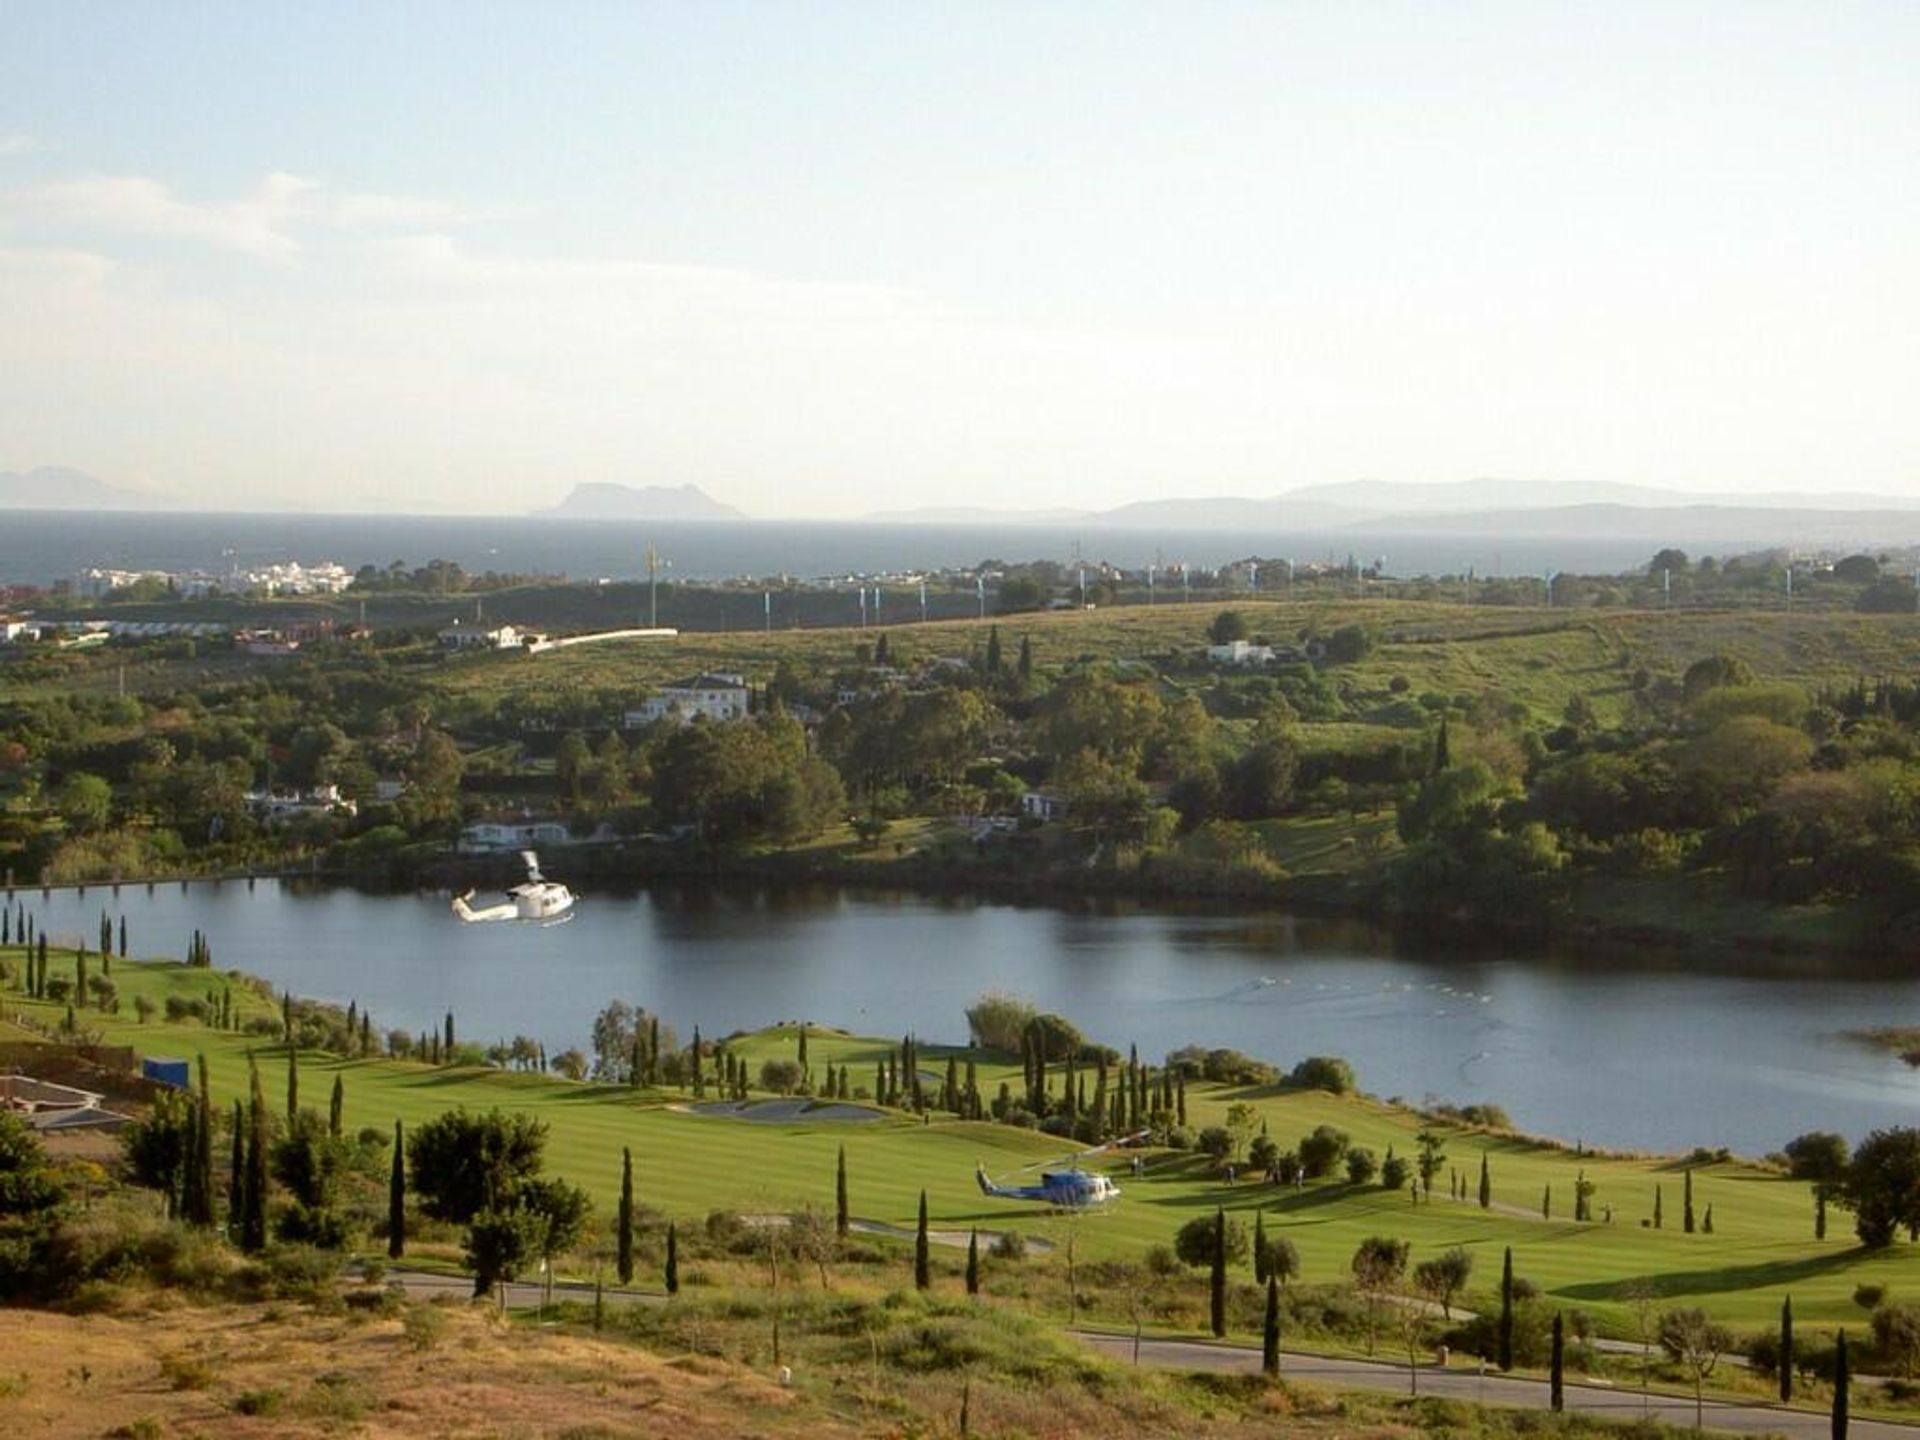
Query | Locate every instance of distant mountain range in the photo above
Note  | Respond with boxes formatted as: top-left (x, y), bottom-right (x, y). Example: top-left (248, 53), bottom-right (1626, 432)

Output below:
top-left (533, 483), bottom-right (746, 522)
top-left (0, 467), bottom-right (171, 510)
top-left (863, 479), bottom-right (1920, 548)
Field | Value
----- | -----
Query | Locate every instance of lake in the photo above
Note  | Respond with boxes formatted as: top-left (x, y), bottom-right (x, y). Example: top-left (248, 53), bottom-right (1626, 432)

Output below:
top-left (19, 877), bottom-right (1920, 1155)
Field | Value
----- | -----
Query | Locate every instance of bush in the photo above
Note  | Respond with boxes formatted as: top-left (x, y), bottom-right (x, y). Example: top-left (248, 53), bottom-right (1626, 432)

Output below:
top-left (402, 1303), bottom-right (448, 1352)
top-left (1196, 1126), bottom-right (1234, 1161)
top-left (1298, 1124), bottom-right (1350, 1179)
top-left (231, 1389), bottom-right (284, 1416)
top-left (1875, 1303), bottom-right (1920, 1378)
top-left (1173, 1213), bottom-right (1248, 1268)
top-left (1165, 1046), bottom-right (1279, 1085)
top-left (1287, 1056), bottom-right (1356, 1094)
top-left (989, 1230), bottom-right (1027, 1261)
top-left (1380, 1155), bottom-right (1411, 1190)
top-left (158, 1351), bottom-right (216, 1391)
top-left (965, 991), bottom-right (1036, 1052)
top-left (1345, 1147), bottom-right (1378, 1185)
top-left (758, 1059), bottom-right (803, 1095)
top-left (1856, 1283), bottom-right (1889, 1311)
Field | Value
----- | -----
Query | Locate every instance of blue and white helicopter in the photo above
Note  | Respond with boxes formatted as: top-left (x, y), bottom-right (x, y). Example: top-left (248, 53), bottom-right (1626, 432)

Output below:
top-left (974, 1131), bottom-right (1149, 1210)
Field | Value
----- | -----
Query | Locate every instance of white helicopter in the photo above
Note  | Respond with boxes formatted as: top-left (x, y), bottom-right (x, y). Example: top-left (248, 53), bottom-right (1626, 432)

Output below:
top-left (451, 851), bottom-right (575, 923)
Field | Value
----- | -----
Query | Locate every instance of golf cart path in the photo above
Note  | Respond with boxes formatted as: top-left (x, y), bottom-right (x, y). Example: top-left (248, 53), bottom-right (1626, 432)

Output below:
top-left (1077, 1332), bottom-right (1906, 1440)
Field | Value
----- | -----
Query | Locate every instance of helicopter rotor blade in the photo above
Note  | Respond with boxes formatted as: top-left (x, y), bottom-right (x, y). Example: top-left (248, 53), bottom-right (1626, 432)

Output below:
top-left (999, 1129), bottom-right (1151, 1177)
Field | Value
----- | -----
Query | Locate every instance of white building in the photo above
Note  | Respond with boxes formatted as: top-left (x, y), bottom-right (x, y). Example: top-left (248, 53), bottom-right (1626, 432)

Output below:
top-left (459, 819), bottom-right (573, 853)
top-left (1020, 791), bottom-right (1070, 822)
top-left (624, 673), bottom-right (750, 727)
top-left (439, 621), bottom-right (528, 651)
top-left (1207, 639), bottom-right (1276, 665)
top-left (244, 784), bottom-right (357, 825)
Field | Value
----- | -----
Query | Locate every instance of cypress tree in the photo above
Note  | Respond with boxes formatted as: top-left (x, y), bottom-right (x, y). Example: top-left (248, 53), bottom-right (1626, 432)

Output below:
top-left (1780, 1295), bottom-right (1794, 1403)
top-left (177, 1093), bottom-right (200, 1224)
top-left (1263, 1274), bottom-right (1281, 1377)
top-left (242, 1058), bottom-right (269, 1253)
top-left (836, 1144), bottom-right (850, 1237)
top-left (797, 1023), bottom-right (808, 1075)
top-left (359, 1011), bottom-right (370, 1055)
top-left (1017, 635), bottom-right (1032, 680)
top-left (282, 991), bottom-right (292, 1041)
top-left (1209, 1207), bottom-right (1228, 1338)
top-left (1177, 1074), bottom-right (1188, 1128)
top-left (1654, 1185), bottom-right (1663, 1229)
top-left (286, 1044), bottom-right (299, 1122)
top-left (1550, 1311), bottom-right (1565, 1411)
top-left (36, 934), bottom-right (46, 997)
top-left (966, 1228), bottom-right (980, 1296)
top-left (915, 1190), bottom-right (931, 1290)
top-left (1254, 1211), bottom-right (1270, 1283)
top-left (665, 1221), bottom-right (679, 1295)
top-left (228, 1097), bottom-right (245, 1225)
top-left (1542, 1183), bottom-right (1551, 1220)
top-left (1497, 1246), bottom-right (1514, 1370)
top-left (648, 1016), bottom-right (660, 1083)
top-left (1684, 1168), bottom-right (1695, 1233)
top-left (985, 625), bottom-right (1003, 675)
top-left (1703, 1203), bottom-right (1714, 1235)
top-left (182, 1053), bottom-right (215, 1227)
top-left (119, 914), bottom-right (127, 958)
top-left (1817, 1186), bottom-right (1828, 1240)
top-left (1834, 1330), bottom-right (1849, 1440)
top-left (388, 1118), bottom-right (406, 1258)
top-left (329, 1074), bottom-right (344, 1138)
top-left (1479, 1152), bottom-right (1491, 1208)
top-left (76, 945), bottom-right (87, 1009)
top-left (690, 1025), bottom-right (703, 1094)
top-left (617, 1147), bottom-right (635, 1284)
top-left (1432, 715), bottom-right (1451, 772)
top-left (443, 1011), bottom-right (454, 1057)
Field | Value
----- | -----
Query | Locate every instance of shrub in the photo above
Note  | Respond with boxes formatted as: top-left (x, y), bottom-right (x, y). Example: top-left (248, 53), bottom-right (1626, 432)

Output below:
top-left (1196, 1126), bottom-right (1234, 1161)
top-left (758, 1059), bottom-right (803, 1095)
top-left (158, 1351), bottom-right (216, 1391)
top-left (1298, 1124), bottom-right (1350, 1179)
top-left (989, 1230), bottom-right (1027, 1261)
top-left (1286, 1056), bottom-right (1356, 1094)
top-left (402, 1303), bottom-right (448, 1352)
top-left (231, 1389), bottom-right (284, 1416)
top-left (1173, 1213), bottom-right (1248, 1268)
top-left (1380, 1155), bottom-right (1411, 1190)
top-left (1345, 1147), bottom-right (1379, 1185)
top-left (1856, 1283), bottom-right (1889, 1311)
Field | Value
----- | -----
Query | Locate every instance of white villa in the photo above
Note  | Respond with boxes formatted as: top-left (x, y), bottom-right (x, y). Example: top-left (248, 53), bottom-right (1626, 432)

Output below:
top-left (624, 673), bottom-right (750, 727)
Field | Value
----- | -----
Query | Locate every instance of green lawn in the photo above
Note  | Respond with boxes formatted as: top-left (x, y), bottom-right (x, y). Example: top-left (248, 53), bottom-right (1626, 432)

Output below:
top-left (12, 950), bottom-right (1920, 1338)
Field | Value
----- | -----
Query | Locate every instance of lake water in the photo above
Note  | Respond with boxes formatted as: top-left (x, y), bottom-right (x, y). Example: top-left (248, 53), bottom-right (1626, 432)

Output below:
top-left (19, 878), bottom-right (1920, 1155)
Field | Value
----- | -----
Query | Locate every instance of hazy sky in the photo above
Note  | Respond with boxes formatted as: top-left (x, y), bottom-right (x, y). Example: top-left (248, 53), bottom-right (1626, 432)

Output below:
top-left (1, 2), bottom-right (1916, 517)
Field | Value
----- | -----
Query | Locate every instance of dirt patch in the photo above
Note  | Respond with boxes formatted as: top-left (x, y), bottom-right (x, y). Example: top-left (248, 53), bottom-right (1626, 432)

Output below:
top-left (0, 1300), bottom-right (819, 1440)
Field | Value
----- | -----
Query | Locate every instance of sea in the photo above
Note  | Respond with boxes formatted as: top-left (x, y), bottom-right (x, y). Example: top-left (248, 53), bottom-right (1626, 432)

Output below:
top-left (0, 510), bottom-right (1679, 589)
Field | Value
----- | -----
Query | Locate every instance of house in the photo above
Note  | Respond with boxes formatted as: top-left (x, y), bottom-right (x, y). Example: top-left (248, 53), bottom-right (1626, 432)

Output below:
top-left (459, 819), bottom-right (574, 853)
top-left (438, 621), bottom-right (529, 651)
top-left (1207, 639), bottom-right (1276, 666)
top-left (244, 784), bottom-right (357, 824)
top-left (624, 673), bottom-right (750, 727)
top-left (1020, 791), bottom-right (1070, 823)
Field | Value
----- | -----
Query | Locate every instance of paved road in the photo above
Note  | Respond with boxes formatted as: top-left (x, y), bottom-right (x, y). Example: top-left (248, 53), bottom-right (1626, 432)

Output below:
top-left (1077, 1332), bottom-right (1911, 1440)
top-left (371, 1267), bottom-right (1904, 1438)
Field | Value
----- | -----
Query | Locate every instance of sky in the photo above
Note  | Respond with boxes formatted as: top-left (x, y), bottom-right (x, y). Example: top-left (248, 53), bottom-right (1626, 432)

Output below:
top-left (0, 1), bottom-right (1916, 518)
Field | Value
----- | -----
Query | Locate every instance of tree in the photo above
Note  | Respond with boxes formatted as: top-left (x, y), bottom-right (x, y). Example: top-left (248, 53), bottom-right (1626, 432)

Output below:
top-left (835, 1144), bottom-right (849, 1238)
top-left (1415, 1129), bottom-right (1446, 1197)
top-left (1787, 1132), bottom-right (1850, 1240)
top-left (966, 992), bottom-right (1037, 1051)
top-left (1209, 1208), bottom-right (1228, 1338)
top-left (1834, 1329), bottom-right (1849, 1440)
top-left (1208, 610), bottom-right (1250, 645)
top-left (286, 1043), bottom-right (299, 1122)
top-left (242, 1057), bottom-right (270, 1253)
top-left (914, 1189), bottom-right (931, 1290)
top-left (1479, 1153), bottom-right (1491, 1208)
top-left (1842, 1128), bottom-right (1920, 1248)
top-left (408, 1108), bottom-right (549, 1223)
top-left (0, 1111), bottom-right (61, 1218)
top-left (1550, 1311), bottom-right (1565, 1412)
top-left (1497, 1246), bottom-right (1515, 1370)
top-left (465, 1208), bottom-right (543, 1299)
top-left (1174, 1211), bottom-right (1249, 1268)
top-left (54, 772), bottom-right (113, 832)
top-left (1299, 1124), bottom-right (1351, 1179)
top-left (966, 1228), bottom-right (980, 1296)
top-left (388, 1119), bottom-right (406, 1259)
top-left (1660, 1306), bottom-right (1734, 1431)
top-left (1873, 1303), bottom-right (1920, 1379)
top-left (1650, 548), bottom-right (1690, 575)
top-left (1684, 1168), bottom-right (1695, 1233)
top-left (1780, 1295), bottom-right (1795, 1402)
top-left (1263, 1274), bottom-right (1281, 1377)
top-left (1350, 1236), bottom-right (1409, 1355)
top-left (329, 1074), bottom-right (345, 1138)
top-left (1413, 1247), bottom-right (1473, 1320)
top-left (665, 1219), bottom-right (679, 1295)
top-left (616, 1148), bottom-right (635, 1285)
